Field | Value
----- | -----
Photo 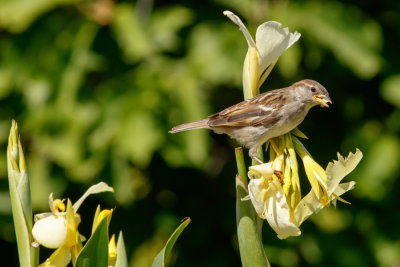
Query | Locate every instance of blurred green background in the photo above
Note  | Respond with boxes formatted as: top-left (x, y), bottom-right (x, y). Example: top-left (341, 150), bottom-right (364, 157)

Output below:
top-left (1, 0), bottom-right (399, 266)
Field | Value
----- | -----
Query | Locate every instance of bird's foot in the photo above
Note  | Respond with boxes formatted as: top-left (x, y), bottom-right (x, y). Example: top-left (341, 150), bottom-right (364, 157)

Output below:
top-left (249, 147), bottom-right (263, 164)
top-left (252, 156), bottom-right (264, 164)
top-left (273, 170), bottom-right (284, 185)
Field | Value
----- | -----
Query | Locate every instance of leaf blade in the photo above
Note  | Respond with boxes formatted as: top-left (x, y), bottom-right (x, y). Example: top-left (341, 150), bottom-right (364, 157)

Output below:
top-left (115, 231), bottom-right (128, 267)
top-left (151, 217), bottom-right (191, 267)
top-left (75, 216), bottom-right (109, 267)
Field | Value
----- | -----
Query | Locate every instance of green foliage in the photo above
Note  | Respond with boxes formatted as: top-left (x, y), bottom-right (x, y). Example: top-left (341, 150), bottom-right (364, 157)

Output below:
top-left (0, 0), bottom-right (399, 266)
top-left (115, 232), bottom-right (129, 267)
top-left (7, 122), bottom-right (38, 267)
top-left (152, 217), bottom-right (190, 267)
top-left (75, 217), bottom-right (109, 267)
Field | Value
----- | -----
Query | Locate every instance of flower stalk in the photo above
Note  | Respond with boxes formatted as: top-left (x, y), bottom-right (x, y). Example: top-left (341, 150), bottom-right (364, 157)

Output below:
top-left (226, 9), bottom-right (302, 264)
top-left (235, 148), bottom-right (270, 267)
top-left (224, 9), bottom-right (362, 244)
top-left (7, 120), bottom-right (38, 267)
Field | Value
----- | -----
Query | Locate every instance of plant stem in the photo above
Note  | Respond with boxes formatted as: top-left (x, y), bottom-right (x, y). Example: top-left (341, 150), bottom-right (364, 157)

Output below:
top-left (235, 147), bottom-right (270, 267)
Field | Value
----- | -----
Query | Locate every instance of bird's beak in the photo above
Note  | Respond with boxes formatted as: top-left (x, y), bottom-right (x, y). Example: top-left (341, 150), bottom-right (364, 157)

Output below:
top-left (314, 95), bottom-right (332, 108)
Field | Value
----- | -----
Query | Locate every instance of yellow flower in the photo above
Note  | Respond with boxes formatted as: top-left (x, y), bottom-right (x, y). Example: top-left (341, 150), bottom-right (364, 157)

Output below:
top-left (247, 147), bottom-right (362, 239)
top-left (223, 10), bottom-right (300, 99)
top-left (293, 136), bottom-right (334, 205)
top-left (92, 205), bottom-right (113, 234)
top-left (108, 234), bottom-right (117, 266)
top-left (32, 182), bottom-right (113, 266)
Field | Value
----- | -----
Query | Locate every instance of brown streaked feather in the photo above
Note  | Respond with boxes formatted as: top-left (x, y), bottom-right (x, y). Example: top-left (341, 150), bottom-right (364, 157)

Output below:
top-left (169, 119), bottom-right (209, 133)
top-left (207, 88), bottom-right (291, 127)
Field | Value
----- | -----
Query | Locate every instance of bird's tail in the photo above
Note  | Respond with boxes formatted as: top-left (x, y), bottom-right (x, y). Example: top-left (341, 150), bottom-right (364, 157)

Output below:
top-left (169, 119), bottom-right (209, 133)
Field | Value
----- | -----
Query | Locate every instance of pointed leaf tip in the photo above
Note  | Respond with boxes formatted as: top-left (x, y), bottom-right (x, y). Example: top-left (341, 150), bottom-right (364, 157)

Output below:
top-left (151, 217), bottom-right (191, 267)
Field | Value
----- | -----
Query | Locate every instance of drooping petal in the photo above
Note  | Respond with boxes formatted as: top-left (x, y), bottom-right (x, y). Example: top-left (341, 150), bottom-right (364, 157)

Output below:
top-left (294, 181), bottom-right (357, 226)
top-left (223, 10), bottom-right (259, 99)
top-left (248, 164), bottom-right (301, 239)
top-left (293, 188), bottom-right (323, 227)
top-left (255, 22), bottom-right (300, 87)
top-left (223, 10), bottom-right (256, 47)
top-left (331, 181), bottom-right (356, 206)
top-left (334, 181), bottom-right (356, 196)
top-left (248, 177), bottom-right (267, 216)
top-left (325, 149), bottom-right (363, 195)
top-left (262, 182), bottom-right (301, 239)
top-left (72, 182), bottom-right (113, 213)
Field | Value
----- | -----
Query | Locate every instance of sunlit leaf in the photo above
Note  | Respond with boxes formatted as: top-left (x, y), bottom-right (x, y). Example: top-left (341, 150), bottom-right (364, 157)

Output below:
top-left (75, 216), bottom-right (109, 267)
top-left (151, 217), bottom-right (191, 267)
top-left (115, 231), bottom-right (129, 267)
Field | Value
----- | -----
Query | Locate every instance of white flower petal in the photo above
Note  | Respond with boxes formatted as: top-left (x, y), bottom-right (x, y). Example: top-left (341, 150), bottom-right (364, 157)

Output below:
top-left (248, 177), bottom-right (300, 239)
top-left (294, 181), bottom-right (356, 226)
top-left (263, 181), bottom-right (301, 239)
top-left (249, 162), bottom-right (274, 178)
top-left (326, 149), bottom-right (362, 195)
top-left (34, 212), bottom-right (53, 222)
top-left (223, 10), bottom-right (256, 47)
top-left (248, 178), bottom-right (267, 216)
top-left (293, 189), bottom-right (323, 227)
top-left (331, 181), bottom-right (356, 206)
top-left (72, 182), bottom-right (114, 212)
top-left (32, 215), bottom-right (68, 248)
top-left (255, 22), bottom-right (300, 85)
top-left (334, 181), bottom-right (356, 196)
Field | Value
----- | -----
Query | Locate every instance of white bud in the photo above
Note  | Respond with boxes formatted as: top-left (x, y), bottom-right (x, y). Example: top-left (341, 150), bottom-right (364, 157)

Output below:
top-left (32, 215), bottom-right (68, 249)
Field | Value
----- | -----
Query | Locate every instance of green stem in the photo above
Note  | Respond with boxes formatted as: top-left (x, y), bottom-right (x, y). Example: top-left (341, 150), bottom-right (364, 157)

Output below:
top-left (235, 148), bottom-right (270, 267)
top-left (235, 148), bottom-right (248, 185)
top-left (251, 146), bottom-right (264, 166)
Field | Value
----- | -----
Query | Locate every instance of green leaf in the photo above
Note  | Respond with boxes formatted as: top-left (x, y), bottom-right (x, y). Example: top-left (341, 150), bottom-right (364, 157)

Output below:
top-left (111, 3), bottom-right (154, 62)
top-left (235, 148), bottom-right (270, 267)
top-left (271, 1), bottom-right (383, 79)
top-left (151, 217), bottom-right (191, 267)
top-left (7, 121), bottom-right (38, 267)
top-left (0, 0), bottom-right (79, 33)
top-left (115, 231), bottom-right (129, 267)
top-left (75, 216), bottom-right (109, 267)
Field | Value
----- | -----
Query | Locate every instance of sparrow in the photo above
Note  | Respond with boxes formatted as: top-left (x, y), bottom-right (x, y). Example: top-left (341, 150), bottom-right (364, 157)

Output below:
top-left (169, 79), bottom-right (331, 163)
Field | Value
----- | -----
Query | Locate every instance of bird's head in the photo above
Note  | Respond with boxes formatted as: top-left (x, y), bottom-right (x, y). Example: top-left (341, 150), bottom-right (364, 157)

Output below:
top-left (294, 79), bottom-right (332, 108)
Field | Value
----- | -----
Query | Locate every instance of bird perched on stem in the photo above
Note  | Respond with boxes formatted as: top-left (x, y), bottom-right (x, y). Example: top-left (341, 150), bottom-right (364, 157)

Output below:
top-left (169, 79), bottom-right (331, 163)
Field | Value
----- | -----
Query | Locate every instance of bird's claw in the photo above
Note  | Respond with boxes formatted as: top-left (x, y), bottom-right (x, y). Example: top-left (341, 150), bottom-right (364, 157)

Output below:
top-left (252, 157), bottom-right (264, 164)
top-left (273, 170), bottom-right (284, 185)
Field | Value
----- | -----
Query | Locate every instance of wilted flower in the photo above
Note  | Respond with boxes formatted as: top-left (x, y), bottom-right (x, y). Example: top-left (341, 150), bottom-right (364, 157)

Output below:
top-left (247, 137), bottom-right (362, 239)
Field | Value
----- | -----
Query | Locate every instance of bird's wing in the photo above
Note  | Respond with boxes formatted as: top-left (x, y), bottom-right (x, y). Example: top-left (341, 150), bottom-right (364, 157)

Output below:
top-left (208, 89), bottom-right (287, 127)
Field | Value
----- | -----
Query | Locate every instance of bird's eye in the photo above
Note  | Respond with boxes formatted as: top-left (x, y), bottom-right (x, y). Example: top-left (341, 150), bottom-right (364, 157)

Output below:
top-left (311, 87), bottom-right (316, 93)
